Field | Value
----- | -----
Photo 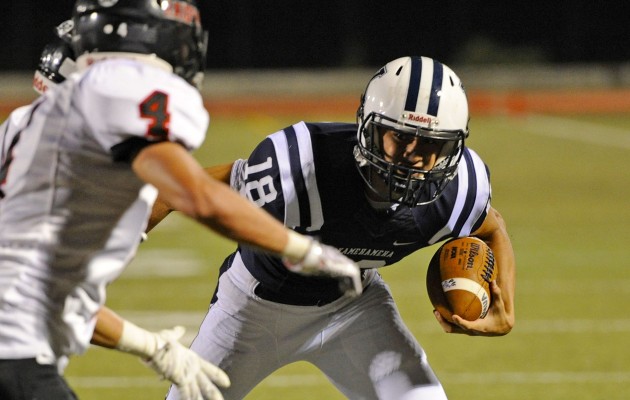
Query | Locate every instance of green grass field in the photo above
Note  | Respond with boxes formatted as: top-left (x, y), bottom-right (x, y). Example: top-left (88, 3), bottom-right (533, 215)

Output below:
top-left (7, 108), bottom-right (628, 399)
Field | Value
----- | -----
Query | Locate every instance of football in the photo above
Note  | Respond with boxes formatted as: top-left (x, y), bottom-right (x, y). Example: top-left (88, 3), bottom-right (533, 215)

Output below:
top-left (426, 236), bottom-right (496, 322)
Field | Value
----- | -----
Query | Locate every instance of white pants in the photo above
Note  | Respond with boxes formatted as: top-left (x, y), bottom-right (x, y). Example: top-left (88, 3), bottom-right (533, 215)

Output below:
top-left (166, 255), bottom-right (447, 400)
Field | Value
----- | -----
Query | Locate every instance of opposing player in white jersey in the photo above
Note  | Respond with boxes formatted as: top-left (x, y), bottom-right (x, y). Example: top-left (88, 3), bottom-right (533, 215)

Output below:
top-left (153, 56), bottom-right (516, 400)
top-left (0, 18), bottom-right (222, 398)
top-left (0, 1), bottom-right (361, 399)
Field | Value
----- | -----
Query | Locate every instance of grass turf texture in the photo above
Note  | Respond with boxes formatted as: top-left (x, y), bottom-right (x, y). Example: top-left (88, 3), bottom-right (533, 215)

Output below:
top-left (3, 110), bottom-right (629, 399)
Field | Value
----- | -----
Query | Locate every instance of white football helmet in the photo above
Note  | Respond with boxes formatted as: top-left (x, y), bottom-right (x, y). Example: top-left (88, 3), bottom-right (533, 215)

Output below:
top-left (355, 56), bottom-right (469, 206)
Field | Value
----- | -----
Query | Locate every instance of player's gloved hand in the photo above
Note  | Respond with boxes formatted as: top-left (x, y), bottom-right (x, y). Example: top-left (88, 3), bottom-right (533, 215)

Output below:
top-left (116, 322), bottom-right (230, 400)
top-left (146, 326), bottom-right (230, 400)
top-left (283, 234), bottom-right (363, 297)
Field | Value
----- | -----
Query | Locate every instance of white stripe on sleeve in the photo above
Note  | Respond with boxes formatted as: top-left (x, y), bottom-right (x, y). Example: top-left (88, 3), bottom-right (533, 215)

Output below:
top-left (458, 148), bottom-right (492, 236)
top-left (428, 163), bottom-right (469, 245)
top-left (269, 130), bottom-right (300, 227)
top-left (293, 122), bottom-right (324, 231)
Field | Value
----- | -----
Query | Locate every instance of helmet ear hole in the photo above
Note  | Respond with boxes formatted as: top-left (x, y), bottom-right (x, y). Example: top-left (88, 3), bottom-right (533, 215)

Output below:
top-left (356, 94), bottom-right (365, 121)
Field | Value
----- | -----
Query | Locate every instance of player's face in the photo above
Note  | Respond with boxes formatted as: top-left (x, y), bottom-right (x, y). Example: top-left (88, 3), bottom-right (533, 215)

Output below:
top-left (379, 129), bottom-right (441, 174)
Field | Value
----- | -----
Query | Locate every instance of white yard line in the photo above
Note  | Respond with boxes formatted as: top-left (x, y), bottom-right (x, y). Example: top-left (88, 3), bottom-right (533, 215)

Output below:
top-left (68, 370), bottom-right (630, 388)
top-left (440, 371), bottom-right (630, 385)
top-left (121, 249), bottom-right (207, 277)
top-left (67, 377), bottom-right (165, 388)
top-left (518, 114), bottom-right (630, 150)
top-left (68, 311), bottom-right (630, 389)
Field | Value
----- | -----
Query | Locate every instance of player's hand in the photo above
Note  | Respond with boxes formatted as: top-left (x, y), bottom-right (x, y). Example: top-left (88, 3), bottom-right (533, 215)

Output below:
top-left (434, 281), bottom-right (514, 336)
top-left (284, 240), bottom-right (363, 297)
top-left (145, 326), bottom-right (230, 400)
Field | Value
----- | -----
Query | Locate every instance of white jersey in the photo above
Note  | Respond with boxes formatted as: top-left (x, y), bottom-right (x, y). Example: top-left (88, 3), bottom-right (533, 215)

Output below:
top-left (1, 105), bottom-right (31, 163)
top-left (0, 58), bottom-right (208, 366)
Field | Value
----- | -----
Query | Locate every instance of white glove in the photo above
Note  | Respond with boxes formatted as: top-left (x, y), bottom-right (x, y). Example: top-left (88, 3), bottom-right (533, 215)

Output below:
top-left (116, 322), bottom-right (230, 400)
top-left (284, 239), bottom-right (363, 298)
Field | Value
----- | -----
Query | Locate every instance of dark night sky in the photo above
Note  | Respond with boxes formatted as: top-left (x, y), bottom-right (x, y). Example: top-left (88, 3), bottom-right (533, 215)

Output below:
top-left (1, 1), bottom-right (627, 71)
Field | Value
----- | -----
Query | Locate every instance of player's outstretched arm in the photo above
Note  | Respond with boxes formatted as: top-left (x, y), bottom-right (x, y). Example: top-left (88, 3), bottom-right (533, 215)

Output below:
top-left (133, 142), bottom-right (362, 297)
top-left (92, 307), bottom-right (230, 400)
top-left (435, 207), bottom-right (515, 336)
top-left (145, 162), bottom-right (235, 233)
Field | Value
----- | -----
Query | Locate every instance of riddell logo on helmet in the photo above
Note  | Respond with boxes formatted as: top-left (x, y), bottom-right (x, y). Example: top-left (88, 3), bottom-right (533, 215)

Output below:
top-left (163, 1), bottom-right (200, 26)
top-left (403, 113), bottom-right (435, 126)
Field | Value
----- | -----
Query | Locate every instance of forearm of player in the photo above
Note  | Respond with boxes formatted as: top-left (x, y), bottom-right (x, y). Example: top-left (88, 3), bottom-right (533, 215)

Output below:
top-left (491, 236), bottom-right (515, 318)
top-left (474, 207), bottom-right (516, 325)
top-left (133, 142), bottom-right (305, 259)
top-left (91, 307), bottom-right (124, 349)
top-left (146, 195), bottom-right (173, 233)
top-left (203, 163), bottom-right (234, 185)
top-left (192, 180), bottom-right (300, 257)
top-left (146, 163), bottom-right (236, 233)
top-left (194, 186), bottom-right (362, 296)
top-left (91, 307), bottom-right (160, 356)
top-left (184, 173), bottom-right (340, 266)
top-left (132, 143), bottom-right (360, 296)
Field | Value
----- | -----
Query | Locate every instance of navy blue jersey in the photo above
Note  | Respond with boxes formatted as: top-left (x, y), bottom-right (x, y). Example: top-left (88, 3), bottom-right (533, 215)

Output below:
top-left (218, 121), bottom-right (491, 304)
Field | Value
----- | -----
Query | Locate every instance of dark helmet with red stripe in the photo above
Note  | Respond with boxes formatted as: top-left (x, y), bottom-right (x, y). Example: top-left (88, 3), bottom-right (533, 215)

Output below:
top-left (354, 56), bottom-right (470, 206)
top-left (71, 0), bottom-right (208, 87)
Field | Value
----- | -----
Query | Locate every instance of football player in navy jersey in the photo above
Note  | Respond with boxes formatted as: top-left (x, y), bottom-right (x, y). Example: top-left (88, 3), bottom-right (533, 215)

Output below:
top-left (0, 2), bottom-right (361, 400)
top-left (154, 56), bottom-right (515, 400)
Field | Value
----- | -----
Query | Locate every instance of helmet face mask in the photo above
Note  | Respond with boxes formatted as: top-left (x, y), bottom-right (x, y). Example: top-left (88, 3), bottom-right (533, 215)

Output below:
top-left (355, 56), bottom-right (469, 207)
top-left (71, 0), bottom-right (208, 87)
top-left (33, 20), bottom-right (77, 94)
top-left (36, 38), bottom-right (76, 85)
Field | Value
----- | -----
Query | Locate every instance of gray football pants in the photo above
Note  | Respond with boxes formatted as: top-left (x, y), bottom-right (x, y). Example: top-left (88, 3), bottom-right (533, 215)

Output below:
top-left (166, 256), bottom-right (447, 400)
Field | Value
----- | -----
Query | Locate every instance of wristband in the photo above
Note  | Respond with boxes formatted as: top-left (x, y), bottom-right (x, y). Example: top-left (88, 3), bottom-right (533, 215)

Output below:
top-left (115, 320), bottom-right (163, 359)
top-left (282, 231), bottom-right (312, 263)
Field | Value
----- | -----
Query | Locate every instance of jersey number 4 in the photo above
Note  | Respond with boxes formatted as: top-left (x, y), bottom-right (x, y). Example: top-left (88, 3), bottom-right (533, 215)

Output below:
top-left (139, 91), bottom-right (170, 139)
